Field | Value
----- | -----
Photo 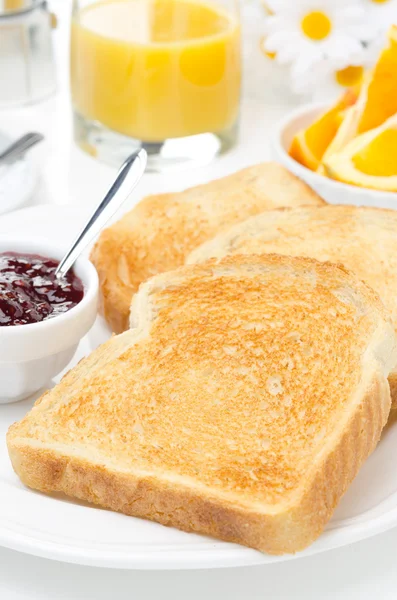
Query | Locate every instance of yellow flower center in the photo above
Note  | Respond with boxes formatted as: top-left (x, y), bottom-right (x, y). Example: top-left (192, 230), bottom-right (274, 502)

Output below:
top-left (301, 11), bottom-right (332, 41)
top-left (335, 65), bottom-right (364, 88)
top-left (370, 0), bottom-right (390, 4)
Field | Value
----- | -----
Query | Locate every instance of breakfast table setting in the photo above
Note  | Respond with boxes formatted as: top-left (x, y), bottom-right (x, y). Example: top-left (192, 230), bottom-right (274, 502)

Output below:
top-left (1, 0), bottom-right (397, 598)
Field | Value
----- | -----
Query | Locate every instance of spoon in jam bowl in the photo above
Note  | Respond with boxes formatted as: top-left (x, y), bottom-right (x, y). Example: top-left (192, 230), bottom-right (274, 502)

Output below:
top-left (55, 148), bottom-right (147, 280)
top-left (0, 149), bottom-right (147, 404)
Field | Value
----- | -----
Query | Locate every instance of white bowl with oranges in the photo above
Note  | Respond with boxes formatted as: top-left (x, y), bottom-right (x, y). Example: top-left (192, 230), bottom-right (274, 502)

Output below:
top-left (272, 24), bottom-right (397, 209)
top-left (272, 103), bottom-right (397, 209)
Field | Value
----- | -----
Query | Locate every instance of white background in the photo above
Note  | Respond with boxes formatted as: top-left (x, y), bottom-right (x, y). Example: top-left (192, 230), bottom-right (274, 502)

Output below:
top-left (0, 1), bottom-right (397, 597)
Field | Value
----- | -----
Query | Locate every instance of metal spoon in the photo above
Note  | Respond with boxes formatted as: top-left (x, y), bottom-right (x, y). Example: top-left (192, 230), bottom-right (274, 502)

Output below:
top-left (0, 132), bottom-right (44, 164)
top-left (55, 148), bottom-right (147, 280)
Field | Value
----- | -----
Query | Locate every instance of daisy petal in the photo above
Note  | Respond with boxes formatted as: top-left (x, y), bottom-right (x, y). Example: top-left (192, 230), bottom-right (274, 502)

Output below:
top-left (291, 51), bottom-right (322, 79)
top-left (264, 30), bottom-right (298, 52)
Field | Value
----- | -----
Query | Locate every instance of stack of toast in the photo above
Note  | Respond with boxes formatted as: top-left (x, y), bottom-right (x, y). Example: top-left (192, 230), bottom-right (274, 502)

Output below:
top-left (8, 163), bottom-right (397, 555)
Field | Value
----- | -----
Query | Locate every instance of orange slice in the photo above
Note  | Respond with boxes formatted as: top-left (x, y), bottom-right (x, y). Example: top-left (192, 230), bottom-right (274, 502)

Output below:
top-left (288, 89), bottom-right (357, 171)
top-left (323, 25), bottom-right (397, 158)
top-left (358, 25), bottom-right (397, 133)
top-left (323, 112), bottom-right (397, 191)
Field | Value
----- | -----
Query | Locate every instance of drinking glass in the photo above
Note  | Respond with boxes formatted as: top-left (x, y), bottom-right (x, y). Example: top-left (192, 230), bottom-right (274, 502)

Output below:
top-left (0, 0), bottom-right (56, 108)
top-left (70, 0), bottom-right (241, 171)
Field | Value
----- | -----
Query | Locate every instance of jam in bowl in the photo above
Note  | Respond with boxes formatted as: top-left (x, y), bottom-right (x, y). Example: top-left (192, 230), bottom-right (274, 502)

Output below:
top-left (0, 252), bottom-right (84, 326)
top-left (0, 237), bottom-right (98, 404)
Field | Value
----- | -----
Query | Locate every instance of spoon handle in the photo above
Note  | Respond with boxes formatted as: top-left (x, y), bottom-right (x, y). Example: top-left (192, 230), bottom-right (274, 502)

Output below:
top-left (55, 149), bottom-right (147, 279)
top-left (0, 132), bottom-right (44, 164)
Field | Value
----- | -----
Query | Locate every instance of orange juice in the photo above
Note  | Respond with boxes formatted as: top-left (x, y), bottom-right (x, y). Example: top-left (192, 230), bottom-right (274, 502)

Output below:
top-left (71, 0), bottom-right (241, 142)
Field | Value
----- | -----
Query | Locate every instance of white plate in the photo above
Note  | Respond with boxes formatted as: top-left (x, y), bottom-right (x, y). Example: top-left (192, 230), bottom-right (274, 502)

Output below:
top-left (0, 132), bottom-right (37, 215)
top-left (1, 205), bottom-right (397, 569)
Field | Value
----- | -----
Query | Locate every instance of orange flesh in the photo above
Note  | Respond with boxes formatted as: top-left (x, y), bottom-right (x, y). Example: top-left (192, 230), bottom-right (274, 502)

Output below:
top-left (358, 38), bottom-right (397, 134)
top-left (304, 109), bottom-right (342, 159)
top-left (289, 136), bottom-right (317, 171)
top-left (289, 89), bottom-right (357, 170)
top-left (352, 129), bottom-right (397, 176)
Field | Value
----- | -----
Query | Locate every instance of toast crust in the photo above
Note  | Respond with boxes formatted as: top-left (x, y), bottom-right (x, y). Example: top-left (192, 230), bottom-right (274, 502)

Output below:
top-left (389, 375), bottom-right (397, 411)
top-left (7, 369), bottom-right (391, 554)
top-left (91, 163), bottom-right (324, 333)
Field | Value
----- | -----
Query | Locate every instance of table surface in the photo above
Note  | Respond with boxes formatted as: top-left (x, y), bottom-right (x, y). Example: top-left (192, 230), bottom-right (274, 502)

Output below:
top-left (1, 1), bottom-right (397, 598)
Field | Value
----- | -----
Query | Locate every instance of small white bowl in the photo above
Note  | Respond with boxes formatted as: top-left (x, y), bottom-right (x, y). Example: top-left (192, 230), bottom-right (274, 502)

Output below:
top-left (0, 237), bottom-right (98, 404)
top-left (271, 102), bottom-right (397, 209)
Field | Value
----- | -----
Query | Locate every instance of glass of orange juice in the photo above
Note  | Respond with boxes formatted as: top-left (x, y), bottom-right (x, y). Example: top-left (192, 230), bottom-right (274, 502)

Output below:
top-left (71, 0), bottom-right (241, 170)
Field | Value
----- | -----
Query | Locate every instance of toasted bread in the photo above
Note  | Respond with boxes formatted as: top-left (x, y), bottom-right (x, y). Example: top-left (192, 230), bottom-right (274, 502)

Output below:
top-left (7, 254), bottom-right (397, 555)
top-left (90, 163), bottom-right (324, 333)
top-left (187, 205), bottom-right (397, 407)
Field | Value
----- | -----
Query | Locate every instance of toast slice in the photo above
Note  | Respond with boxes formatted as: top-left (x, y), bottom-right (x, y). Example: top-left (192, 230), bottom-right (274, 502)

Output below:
top-left (187, 205), bottom-right (397, 407)
top-left (90, 162), bottom-right (324, 333)
top-left (7, 254), bottom-right (397, 555)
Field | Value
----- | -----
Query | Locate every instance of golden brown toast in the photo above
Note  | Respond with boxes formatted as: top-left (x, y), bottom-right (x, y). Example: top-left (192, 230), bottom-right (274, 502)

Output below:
top-left (187, 205), bottom-right (397, 407)
top-left (90, 162), bottom-right (324, 333)
top-left (7, 254), bottom-right (397, 555)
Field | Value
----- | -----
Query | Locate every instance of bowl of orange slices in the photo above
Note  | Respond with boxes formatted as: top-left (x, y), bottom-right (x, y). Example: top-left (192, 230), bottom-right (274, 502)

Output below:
top-left (272, 25), bottom-right (397, 208)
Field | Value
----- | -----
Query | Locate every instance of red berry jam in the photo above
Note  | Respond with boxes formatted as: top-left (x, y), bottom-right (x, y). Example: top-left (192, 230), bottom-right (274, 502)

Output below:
top-left (0, 252), bottom-right (84, 326)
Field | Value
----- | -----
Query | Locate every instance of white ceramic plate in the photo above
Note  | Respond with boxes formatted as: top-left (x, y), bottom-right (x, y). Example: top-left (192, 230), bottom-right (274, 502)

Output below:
top-left (0, 132), bottom-right (37, 215)
top-left (1, 204), bottom-right (397, 569)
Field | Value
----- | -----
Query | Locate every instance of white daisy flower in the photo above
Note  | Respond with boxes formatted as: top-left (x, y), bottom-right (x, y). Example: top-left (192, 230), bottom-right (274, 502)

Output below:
top-left (359, 0), bottom-right (397, 34)
top-left (263, 0), bottom-right (375, 78)
top-left (293, 60), bottom-right (365, 101)
top-left (292, 28), bottom-right (390, 102)
top-left (360, 33), bottom-right (390, 68)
